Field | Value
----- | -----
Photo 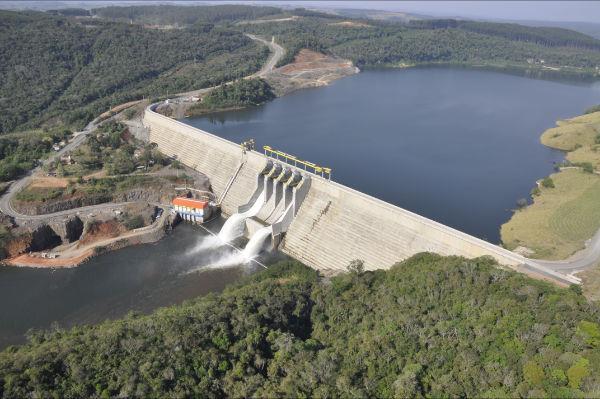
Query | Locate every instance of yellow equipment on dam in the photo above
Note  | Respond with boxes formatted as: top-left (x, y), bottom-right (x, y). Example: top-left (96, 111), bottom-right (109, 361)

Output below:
top-left (143, 104), bottom-right (580, 286)
top-left (263, 146), bottom-right (332, 180)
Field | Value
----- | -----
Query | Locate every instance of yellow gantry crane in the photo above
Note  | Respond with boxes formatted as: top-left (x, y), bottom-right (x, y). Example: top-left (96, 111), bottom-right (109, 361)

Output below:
top-left (263, 145), bottom-right (332, 180)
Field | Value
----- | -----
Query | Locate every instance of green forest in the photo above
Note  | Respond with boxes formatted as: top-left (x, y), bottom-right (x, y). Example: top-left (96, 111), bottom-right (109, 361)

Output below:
top-left (1, 255), bottom-right (599, 398)
top-left (189, 78), bottom-right (275, 114)
top-left (0, 8), bottom-right (271, 134)
top-left (242, 12), bottom-right (600, 73)
top-left (92, 4), bottom-right (282, 26)
top-left (2, 5), bottom-right (600, 138)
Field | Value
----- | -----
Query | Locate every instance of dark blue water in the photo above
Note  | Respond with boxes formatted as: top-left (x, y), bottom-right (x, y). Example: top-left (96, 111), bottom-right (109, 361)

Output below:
top-left (184, 68), bottom-right (600, 242)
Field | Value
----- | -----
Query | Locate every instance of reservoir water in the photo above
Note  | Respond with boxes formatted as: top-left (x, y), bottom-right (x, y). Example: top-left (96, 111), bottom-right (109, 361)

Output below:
top-left (1, 68), bottom-right (598, 348)
top-left (184, 67), bottom-right (600, 242)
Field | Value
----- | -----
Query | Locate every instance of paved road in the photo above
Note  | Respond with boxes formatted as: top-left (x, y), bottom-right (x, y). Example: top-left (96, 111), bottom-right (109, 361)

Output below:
top-left (531, 229), bottom-right (600, 273)
top-left (0, 34), bottom-right (284, 223)
top-left (246, 34), bottom-right (285, 78)
top-left (0, 117), bottom-right (103, 221)
top-left (176, 34), bottom-right (284, 98)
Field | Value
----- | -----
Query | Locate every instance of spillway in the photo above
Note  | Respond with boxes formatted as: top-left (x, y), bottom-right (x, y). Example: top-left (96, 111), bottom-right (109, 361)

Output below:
top-left (217, 190), bottom-right (266, 242)
top-left (144, 104), bottom-right (580, 286)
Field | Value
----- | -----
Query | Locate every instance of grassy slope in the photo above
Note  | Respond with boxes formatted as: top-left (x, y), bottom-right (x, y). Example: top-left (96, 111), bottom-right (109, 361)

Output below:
top-left (1, 256), bottom-right (599, 398)
top-left (542, 111), bottom-right (600, 168)
top-left (501, 112), bottom-right (600, 260)
top-left (501, 169), bottom-right (600, 259)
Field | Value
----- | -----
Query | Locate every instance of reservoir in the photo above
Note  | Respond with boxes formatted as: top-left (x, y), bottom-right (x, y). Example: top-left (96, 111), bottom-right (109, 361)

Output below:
top-left (1, 67), bottom-right (598, 349)
top-left (184, 67), bottom-right (600, 242)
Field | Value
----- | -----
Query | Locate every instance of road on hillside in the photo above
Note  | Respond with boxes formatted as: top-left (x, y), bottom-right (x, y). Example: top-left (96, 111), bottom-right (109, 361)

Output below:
top-left (531, 229), bottom-right (600, 273)
top-left (176, 34), bottom-right (285, 98)
top-left (0, 34), bottom-right (284, 223)
top-left (0, 117), bottom-right (103, 221)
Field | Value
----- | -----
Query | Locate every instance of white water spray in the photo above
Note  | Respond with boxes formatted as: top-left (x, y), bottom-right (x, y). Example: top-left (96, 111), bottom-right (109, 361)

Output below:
top-left (218, 191), bottom-right (265, 242)
top-left (243, 226), bottom-right (272, 259)
top-left (185, 235), bottom-right (222, 256)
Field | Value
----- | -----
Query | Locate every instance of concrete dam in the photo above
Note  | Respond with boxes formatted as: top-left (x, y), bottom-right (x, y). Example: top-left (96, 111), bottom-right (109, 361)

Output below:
top-left (143, 106), bottom-right (579, 286)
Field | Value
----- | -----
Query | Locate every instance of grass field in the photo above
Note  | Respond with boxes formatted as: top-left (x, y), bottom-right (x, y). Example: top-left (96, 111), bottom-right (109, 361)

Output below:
top-left (541, 111), bottom-right (600, 168)
top-left (501, 169), bottom-right (600, 260)
top-left (580, 266), bottom-right (600, 301)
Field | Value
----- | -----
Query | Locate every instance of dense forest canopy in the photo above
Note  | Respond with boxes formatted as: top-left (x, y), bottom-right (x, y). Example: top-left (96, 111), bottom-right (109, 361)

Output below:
top-left (0, 255), bottom-right (599, 397)
top-left (92, 4), bottom-right (282, 26)
top-left (201, 78), bottom-right (275, 109)
top-left (0, 9), bottom-right (270, 134)
top-left (242, 14), bottom-right (600, 71)
top-left (2, 5), bottom-right (600, 137)
top-left (409, 19), bottom-right (600, 51)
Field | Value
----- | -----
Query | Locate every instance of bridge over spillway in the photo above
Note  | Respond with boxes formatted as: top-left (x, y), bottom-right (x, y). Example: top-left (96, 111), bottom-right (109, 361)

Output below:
top-left (143, 105), bottom-right (579, 286)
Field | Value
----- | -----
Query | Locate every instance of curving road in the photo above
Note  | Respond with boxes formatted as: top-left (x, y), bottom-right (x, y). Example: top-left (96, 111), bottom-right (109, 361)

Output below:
top-left (0, 34), bottom-right (284, 224)
top-left (0, 117), bottom-right (103, 221)
top-left (246, 34), bottom-right (285, 78)
top-left (531, 229), bottom-right (600, 274)
top-left (176, 34), bottom-right (284, 98)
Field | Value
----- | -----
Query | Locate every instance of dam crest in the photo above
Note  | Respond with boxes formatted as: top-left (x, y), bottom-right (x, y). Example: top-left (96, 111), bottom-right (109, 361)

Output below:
top-left (143, 105), bottom-right (579, 286)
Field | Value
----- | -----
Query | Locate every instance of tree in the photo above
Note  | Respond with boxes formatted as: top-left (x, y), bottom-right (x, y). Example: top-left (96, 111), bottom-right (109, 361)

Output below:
top-left (541, 177), bottom-right (555, 188)
top-left (346, 259), bottom-right (364, 274)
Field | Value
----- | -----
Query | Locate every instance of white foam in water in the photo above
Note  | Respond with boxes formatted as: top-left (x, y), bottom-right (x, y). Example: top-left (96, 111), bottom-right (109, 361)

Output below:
top-left (243, 226), bottom-right (272, 259)
top-left (185, 235), bottom-right (222, 256)
top-left (218, 191), bottom-right (265, 243)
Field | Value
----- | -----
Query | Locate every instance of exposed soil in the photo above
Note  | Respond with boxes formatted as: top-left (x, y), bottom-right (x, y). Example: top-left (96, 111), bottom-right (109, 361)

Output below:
top-left (29, 176), bottom-right (69, 188)
top-left (265, 49), bottom-right (359, 96)
top-left (98, 100), bottom-right (143, 120)
top-left (6, 250), bottom-right (93, 268)
top-left (79, 220), bottom-right (124, 246)
top-left (330, 21), bottom-right (372, 28)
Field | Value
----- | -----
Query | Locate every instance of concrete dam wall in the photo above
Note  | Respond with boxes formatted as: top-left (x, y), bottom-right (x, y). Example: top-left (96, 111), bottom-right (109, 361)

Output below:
top-left (144, 107), bottom-right (578, 285)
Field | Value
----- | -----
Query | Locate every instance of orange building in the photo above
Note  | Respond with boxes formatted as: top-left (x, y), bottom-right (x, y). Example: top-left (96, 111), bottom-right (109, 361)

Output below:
top-left (172, 197), bottom-right (211, 223)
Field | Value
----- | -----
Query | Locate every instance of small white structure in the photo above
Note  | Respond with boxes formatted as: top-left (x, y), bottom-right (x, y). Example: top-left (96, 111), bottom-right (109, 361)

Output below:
top-left (172, 197), bottom-right (211, 223)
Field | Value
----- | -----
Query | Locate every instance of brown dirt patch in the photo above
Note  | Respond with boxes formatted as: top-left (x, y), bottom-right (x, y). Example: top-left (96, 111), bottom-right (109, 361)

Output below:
top-left (6, 250), bottom-right (93, 268)
top-left (99, 100), bottom-right (143, 120)
top-left (5, 234), bottom-right (32, 257)
top-left (331, 21), bottom-right (372, 28)
top-left (29, 176), bottom-right (69, 188)
top-left (83, 170), bottom-right (107, 180)
top-left (79, 220), bottom-right (125, 246)
top-left (278, 49), bottom-right (352, 75)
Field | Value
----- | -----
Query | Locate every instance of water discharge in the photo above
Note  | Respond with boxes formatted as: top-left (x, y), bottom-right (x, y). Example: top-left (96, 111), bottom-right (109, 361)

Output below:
top-left (243, 226), bottom-right (272, 259)
top-left (218, 191), bottom-right (265, 242)
top-left (185, 235), bottom-right (222, 256)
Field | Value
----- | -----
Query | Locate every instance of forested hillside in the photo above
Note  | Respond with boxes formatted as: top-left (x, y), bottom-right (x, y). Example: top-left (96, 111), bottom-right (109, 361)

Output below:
top-left (0, 9), bottom-right (270, 134)
top-left (92, 4), bottom-right (282, 26)
top-left (242, 13), bottom-right (600, 73)
top-left (1, 255), bottom-right (599, 397)
top-left (2, 5), bottom-right (600, 136)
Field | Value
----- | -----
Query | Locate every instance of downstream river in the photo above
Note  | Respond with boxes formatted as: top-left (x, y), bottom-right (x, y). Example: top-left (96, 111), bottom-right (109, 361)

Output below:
top-left (184, 67), bottom-right (600, 242)
top-left (1, 67), bottom-right (598, 349)
top-left (0, 223), bottom-right (283, 349)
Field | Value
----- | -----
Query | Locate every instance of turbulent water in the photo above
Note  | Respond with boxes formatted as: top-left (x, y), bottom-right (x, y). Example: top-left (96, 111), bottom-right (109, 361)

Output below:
top-left (184, 67), bottom-right (600, 242)
top-left (0, 222), bottom-right (285, 349)
top-left (218, 191), bottom-right (266, 242)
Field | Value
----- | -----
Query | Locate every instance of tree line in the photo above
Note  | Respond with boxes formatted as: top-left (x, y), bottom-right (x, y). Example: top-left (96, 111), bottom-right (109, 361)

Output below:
top-left (1, 254), bottom-right (599, 397)
top-left (242, 14), bottom-right (600, 71)
top-left (0, 9), bottom-right (270, 134)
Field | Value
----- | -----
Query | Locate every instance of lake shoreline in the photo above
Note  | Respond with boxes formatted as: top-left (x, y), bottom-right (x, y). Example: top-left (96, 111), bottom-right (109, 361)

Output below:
top-left (501, 110), bottom-right (600, 260)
